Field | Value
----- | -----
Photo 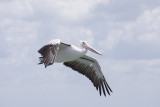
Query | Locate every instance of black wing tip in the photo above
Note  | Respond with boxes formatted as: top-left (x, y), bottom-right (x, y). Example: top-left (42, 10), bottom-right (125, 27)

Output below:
top-left (97, 79), bottom-right (112, 97)
top-left (98, 89), bottom-right (111, 97)
top-left (110, 88), bottom-right (113, 93)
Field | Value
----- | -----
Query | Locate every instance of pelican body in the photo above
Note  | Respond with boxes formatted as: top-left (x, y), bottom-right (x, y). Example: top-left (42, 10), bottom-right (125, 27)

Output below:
top-left (38, 39), bottom-right (112, 97)
top-left (55, 44), bottom-right (87, 63)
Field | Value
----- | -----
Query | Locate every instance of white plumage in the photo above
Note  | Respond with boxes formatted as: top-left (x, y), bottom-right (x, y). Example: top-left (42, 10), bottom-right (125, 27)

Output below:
top-left (38, 39), bottom-right (112, 96)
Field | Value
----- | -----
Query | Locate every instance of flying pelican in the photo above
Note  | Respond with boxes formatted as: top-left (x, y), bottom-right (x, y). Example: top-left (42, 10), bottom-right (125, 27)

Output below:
top-left (38, 39), bottom-right (112, 96)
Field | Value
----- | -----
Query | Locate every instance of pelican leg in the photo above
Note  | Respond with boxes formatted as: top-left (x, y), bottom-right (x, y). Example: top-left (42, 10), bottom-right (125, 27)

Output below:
top-left (38, 57), bottom-right (44, 64)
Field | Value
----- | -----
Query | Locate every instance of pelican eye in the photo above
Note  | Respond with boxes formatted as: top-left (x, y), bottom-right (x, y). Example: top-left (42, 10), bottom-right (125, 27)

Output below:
top-left (82, 42), bottom-right (85, 44)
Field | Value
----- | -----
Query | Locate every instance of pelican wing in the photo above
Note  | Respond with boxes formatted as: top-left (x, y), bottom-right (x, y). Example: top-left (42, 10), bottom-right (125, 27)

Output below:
top-left (38, 39), bottom-right (71, 68)
top-left (63, 55), bottom-right (112, 96)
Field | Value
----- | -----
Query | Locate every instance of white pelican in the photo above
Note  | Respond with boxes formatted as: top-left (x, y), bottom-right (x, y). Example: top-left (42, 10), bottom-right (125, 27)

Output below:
top-left (38, 39), bottom-right (112, 96)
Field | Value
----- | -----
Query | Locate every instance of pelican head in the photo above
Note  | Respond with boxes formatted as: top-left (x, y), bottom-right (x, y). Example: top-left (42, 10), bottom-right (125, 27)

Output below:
top-left (80, 41), bottom-right (102, 55)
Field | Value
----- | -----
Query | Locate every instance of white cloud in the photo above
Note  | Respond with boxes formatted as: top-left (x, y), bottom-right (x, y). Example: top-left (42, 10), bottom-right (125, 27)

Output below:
top-left (102, 58), bottom-right (160, 73)
top-left (100, 30), bottom-right (124, 50)
top-left (136, 7), bottom-right (160, 44)
top-left (0, 18), bottom-right (40, 66)
top-left (0, 0), bottom-right (34, 19)
top-left (124, 7), bottom-right (160, 44)
top-left (4, 20), bottom-right (39, 43)
top-left (137, 33), bottom-right (160, 44)
top-left (53, 26), bottom-right (94, 44)
top-left (30, 0), bottom-right (109, 21)
top-left (100, 6), bottom-right (160, 51)
top-left (0, 1), bottom-right (160, 107)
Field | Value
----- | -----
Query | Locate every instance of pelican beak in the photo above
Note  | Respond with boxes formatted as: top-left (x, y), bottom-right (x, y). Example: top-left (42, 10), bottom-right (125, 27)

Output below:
top-left (84, 44), bottom-right (102, 55)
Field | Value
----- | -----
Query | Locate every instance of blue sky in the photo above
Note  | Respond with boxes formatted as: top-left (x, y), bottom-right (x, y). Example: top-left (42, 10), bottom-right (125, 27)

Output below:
top-left (0, 0), bottom-right (160, 107)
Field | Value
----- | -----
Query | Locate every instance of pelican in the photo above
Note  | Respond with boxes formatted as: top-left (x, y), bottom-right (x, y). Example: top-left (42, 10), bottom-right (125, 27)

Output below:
top-left (38, 39), bottom-right (112, 96)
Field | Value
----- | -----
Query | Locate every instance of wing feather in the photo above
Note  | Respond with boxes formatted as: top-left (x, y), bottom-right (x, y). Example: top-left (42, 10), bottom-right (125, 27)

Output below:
top-left (38, 39), bottom-right (71, 68)
top-left (38, 44), bottom-right (59, 68)
top-left (63, 55), bottom-right (112, 96)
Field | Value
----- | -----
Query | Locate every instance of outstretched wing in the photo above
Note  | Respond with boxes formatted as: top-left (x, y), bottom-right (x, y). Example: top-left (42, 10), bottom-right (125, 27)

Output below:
top-left (38, 39), bottom-right (71, 68)
top-left (63, 55), bottom-right (112, 96)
